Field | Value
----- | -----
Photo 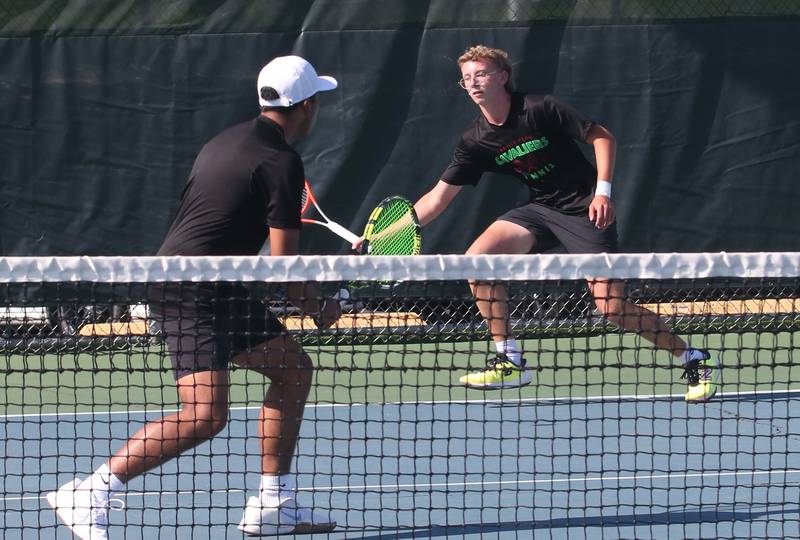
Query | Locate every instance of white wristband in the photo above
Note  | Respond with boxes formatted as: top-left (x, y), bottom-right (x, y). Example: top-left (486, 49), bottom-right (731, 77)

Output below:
top-left (595, 180), bottom-right (612, 198)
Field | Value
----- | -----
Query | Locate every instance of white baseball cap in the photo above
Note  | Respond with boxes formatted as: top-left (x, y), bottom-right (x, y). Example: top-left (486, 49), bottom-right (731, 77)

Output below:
top-left (257, 55), bottom-right (337, 108)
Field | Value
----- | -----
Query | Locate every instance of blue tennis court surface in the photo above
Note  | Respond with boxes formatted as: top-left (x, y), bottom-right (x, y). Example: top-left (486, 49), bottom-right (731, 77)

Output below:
top-left (3, 390), bottom-right (799, 539)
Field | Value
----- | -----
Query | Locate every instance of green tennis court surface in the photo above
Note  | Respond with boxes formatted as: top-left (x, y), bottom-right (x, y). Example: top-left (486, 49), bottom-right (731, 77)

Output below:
top-left (2, 331), bottom-right (796, 414)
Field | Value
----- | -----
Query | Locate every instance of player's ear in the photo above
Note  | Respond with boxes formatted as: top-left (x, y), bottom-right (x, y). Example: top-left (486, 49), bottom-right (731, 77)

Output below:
top-left (302, 94), bottom-right (318, 111)
top-left (497, 70), bottom-right (509, 87)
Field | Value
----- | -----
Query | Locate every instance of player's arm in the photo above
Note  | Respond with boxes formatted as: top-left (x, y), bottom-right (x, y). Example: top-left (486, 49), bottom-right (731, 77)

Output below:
top-left (413, 180), bottom-right (463, 227)
top-left (350, 180), bottom-right (462, 251)
top-left (585, 124), bottom-right (617, 230)
top-left (270, 227), bottom-right (340, 328)
top-left (263, 155), bottom-right (340, 328)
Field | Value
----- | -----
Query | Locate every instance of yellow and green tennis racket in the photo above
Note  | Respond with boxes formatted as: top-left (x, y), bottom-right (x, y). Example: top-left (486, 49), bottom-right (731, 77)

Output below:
top-left (361, 196), bottom-right (422, 255)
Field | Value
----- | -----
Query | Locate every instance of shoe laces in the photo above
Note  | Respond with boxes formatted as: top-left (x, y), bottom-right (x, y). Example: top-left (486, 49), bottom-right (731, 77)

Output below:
top-left (89, 494), bottom-right (125, 527)
top-left (680, 360), bottom-right (701, 386)
top-left (484, 354), bottom-right (514, 375)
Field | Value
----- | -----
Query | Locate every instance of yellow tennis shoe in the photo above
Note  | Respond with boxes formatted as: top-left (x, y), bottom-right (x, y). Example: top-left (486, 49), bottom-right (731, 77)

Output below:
top-left (681, 349), bottom-right (721, 402)
top-left (459, 354), bottom-right (532, 389)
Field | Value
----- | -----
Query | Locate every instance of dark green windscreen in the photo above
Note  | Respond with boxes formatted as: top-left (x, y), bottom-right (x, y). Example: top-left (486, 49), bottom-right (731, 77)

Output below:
top-left (1, 0), bottom-right (797, 36)
top-left (0, 1), bottom-right (798, 255)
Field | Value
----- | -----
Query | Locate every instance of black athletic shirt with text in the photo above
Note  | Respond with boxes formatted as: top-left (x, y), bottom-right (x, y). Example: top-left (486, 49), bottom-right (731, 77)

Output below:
top-left (441, 93), bottom-right (598, 215)
top-left (157, 116), bottom-right (303, 256)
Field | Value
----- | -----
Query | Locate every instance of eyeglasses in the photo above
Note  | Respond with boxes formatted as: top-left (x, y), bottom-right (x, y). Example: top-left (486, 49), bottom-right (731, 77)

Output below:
top-left (458, 70), bottom-right (498, 89)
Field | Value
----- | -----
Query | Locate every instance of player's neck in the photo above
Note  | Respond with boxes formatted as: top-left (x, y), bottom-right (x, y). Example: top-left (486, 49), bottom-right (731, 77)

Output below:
top-left (479, 92), bottom-right (512, 126)
top-left (261, 111), bottom-right (302, 144)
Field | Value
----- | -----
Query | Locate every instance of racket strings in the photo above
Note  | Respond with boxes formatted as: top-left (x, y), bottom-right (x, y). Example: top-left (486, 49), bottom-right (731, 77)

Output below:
top-left (368, 200), bottom-right (420, 255)
top-left (300, 184), bottom-right (311, 217)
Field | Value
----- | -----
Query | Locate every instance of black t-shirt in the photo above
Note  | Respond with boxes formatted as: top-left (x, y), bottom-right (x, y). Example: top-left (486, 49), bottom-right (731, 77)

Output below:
top-left (157, 116), bottom-right (303, 256)
top-left (441, 93), bottom-right (598, 215)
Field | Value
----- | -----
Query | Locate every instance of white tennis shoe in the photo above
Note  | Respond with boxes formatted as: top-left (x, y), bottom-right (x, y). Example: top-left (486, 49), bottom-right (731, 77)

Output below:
top-left (238, 497), bottom-right (336, 536)
top-left (47, 478), bottom-right (114, 540)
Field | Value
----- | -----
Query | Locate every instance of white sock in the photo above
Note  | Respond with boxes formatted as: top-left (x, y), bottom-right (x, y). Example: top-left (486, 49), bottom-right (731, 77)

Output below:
top-left (495, 339), bottom-right (522, 366)
top-left (82, 463), bottom-right (125, 503)
top-left (259, 474), bottom-right (295, 507)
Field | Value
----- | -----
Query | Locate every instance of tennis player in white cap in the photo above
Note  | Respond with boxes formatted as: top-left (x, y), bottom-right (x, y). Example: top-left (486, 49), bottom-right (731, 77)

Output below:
top-left (48, 55), bottom-right (340, 538)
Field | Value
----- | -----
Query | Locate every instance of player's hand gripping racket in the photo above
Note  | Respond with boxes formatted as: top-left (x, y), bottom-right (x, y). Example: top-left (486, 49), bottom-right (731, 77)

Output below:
top-left (360, 196), bottom-right (422, 255)
top-left (300, 180), bottom-right (361, 245)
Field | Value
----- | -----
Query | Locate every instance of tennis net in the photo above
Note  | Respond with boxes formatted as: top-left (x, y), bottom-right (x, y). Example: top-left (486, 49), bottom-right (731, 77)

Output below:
top-left (2, 252), bottom-right (799, 538)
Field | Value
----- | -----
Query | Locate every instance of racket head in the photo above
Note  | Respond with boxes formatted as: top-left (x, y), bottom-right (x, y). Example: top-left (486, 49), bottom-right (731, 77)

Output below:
top-left (361, 196), bottom-right (422, 255)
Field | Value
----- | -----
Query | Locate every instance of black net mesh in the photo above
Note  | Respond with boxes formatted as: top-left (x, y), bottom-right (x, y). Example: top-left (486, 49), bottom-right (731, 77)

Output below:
top-left (1, 254), bottom-right (799, 537)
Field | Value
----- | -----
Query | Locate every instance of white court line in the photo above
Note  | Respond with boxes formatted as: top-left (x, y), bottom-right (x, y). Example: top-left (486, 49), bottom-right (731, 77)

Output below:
top-left (304, 468), bottom-right (800, 493)
top-left (4, 387), bottom-right (800, 420)
top-left (6, 468), bottom-right (800, 504)
top-left (4, 488), bottom-right (244, 503)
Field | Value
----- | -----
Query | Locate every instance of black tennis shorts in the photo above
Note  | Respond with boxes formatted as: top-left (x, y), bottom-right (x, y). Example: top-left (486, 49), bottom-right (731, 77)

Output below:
top-left (498, 203), bottom-right (619, 253)
top-left (149, 283), bottom-right (286, 380)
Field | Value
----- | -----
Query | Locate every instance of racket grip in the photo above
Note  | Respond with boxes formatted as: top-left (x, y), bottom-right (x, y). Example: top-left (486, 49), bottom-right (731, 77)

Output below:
top-left (327, 221), bottom-right (361, 245)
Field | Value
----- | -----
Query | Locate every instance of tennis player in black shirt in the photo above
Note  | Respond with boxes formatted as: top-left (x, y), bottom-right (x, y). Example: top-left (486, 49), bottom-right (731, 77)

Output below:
top-left (414, 45), bottom-right (719, 402)
top-left (48, 56), bottom-right (340, 538)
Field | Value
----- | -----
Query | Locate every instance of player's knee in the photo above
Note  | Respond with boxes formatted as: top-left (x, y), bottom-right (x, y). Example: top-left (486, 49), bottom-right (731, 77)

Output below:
top-left (595, 298), bottom-right (625, 321)
top-left (468, 279), bottom-right (493, 297)
top-left (184, 404), bottom-right (229, 438)
top-left (208, 416), bottom-right (229, 437)
top-left (289, 355), bottom-right (314, 389)
top-left (295, 353), bottom-right (314, 388)
top-left (273, 351), bottom-right (314, 389)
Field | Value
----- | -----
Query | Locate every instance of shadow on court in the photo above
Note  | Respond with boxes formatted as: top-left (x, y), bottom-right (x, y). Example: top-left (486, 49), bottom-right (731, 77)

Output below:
top-left (353, 505), bottom-right (800, 539)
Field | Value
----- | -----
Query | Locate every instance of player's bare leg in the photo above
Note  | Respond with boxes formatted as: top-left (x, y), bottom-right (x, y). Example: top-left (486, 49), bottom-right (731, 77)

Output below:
top-left (232, 335), bottom-right (336, 535)
top-left (231, 335), bottom-right (313, 475)
top-left (588, 278), bottom-right (685, 352)
top-left (588, 278), bottom-right (721, 402)
top-left (109, 369), bottom-right (230, 481)
top-left (49, 370), bottom-right (230, 539)
top-left (461, 220), bottom-right (535, 388)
